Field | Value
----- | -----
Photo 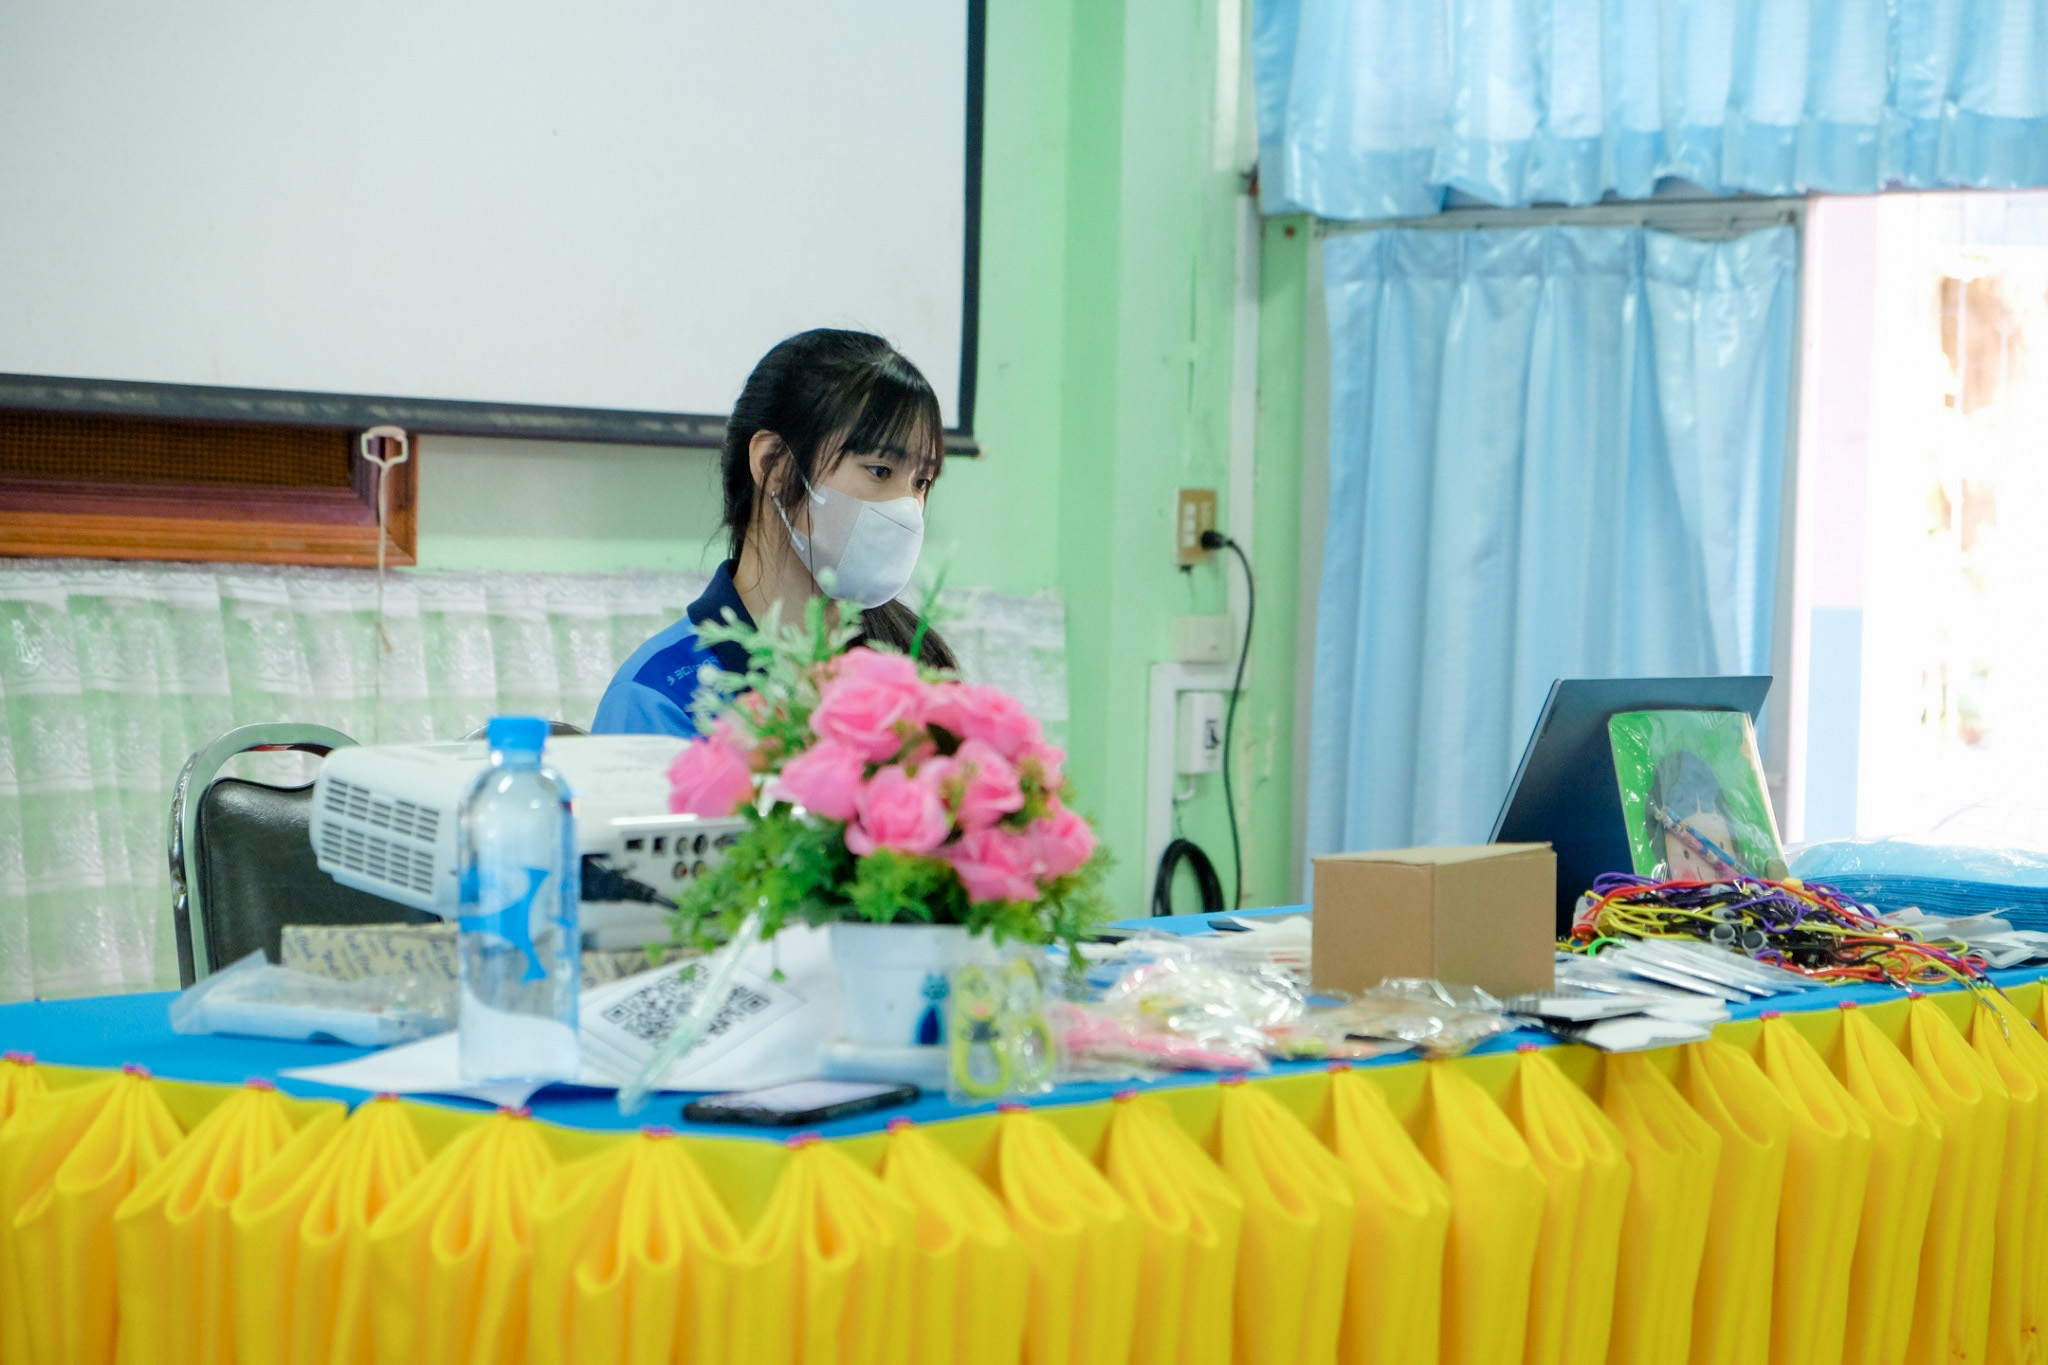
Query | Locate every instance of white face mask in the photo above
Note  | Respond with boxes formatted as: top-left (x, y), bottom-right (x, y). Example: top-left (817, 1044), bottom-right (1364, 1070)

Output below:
top-left (776, 475), bottom-right (925, 609)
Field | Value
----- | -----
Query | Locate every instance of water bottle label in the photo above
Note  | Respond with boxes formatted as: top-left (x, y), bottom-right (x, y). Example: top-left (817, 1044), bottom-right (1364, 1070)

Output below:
top-left (458, 865), bottom-right (566, 983)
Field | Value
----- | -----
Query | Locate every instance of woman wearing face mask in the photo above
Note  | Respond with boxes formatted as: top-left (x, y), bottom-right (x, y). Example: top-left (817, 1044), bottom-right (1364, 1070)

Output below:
top-left (592, 329), bottom-right (954, 737)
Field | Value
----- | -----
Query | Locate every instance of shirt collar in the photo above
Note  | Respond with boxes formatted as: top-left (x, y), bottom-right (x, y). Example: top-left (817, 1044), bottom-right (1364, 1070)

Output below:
top-left (685, 560), bottom-right (757, 679)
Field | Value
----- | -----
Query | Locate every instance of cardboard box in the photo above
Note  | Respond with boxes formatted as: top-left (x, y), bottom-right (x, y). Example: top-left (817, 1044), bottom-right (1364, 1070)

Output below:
top-left (1312, 843), bottom-right (1556, 998)
top-left (279, 922), bottom-right (691, 989)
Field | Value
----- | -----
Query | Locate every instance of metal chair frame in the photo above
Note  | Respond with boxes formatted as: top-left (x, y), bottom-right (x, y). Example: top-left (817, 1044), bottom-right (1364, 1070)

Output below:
top-left (167, 722), bottom-right (356, 982)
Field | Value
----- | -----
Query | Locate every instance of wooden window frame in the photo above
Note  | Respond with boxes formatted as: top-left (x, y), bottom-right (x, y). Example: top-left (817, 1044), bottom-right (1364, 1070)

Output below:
top-left (0, 423), bottom-right (415, 567)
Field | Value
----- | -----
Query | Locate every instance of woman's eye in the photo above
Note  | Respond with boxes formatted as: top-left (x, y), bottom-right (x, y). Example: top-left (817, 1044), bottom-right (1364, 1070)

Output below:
top-left (865, 464), bottom-right (892, 481)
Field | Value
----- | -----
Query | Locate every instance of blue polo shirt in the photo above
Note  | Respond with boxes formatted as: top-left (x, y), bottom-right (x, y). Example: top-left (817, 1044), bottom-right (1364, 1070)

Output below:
top-left (591, 561), bottom-right (755, 738)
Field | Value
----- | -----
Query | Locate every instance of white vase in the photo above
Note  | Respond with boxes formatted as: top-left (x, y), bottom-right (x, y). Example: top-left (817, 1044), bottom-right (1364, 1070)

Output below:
top-left (828, 921), bottom-right (975, 1049)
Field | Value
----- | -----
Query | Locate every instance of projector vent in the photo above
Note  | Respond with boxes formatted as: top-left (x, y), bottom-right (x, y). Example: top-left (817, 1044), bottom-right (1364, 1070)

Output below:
top-left (317, 821), bottom-right (436, 898)
top-left (323, 779), bottom-right (440, 844)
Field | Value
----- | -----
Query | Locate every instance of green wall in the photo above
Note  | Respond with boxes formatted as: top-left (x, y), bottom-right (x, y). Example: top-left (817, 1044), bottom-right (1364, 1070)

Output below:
top-left (414, 0), bottom-right (1315, 915)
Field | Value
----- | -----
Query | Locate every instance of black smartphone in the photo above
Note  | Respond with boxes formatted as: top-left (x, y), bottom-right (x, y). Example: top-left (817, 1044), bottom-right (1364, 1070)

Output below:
top-left (682, 1078), bottom-right (920, 1127)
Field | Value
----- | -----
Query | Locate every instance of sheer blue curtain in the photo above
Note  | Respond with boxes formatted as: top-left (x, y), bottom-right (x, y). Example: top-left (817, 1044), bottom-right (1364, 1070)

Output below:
top-left (1254, 0), bottom-right (2048, 220)
top-left (1305, 225), bottom-right (1797, 856)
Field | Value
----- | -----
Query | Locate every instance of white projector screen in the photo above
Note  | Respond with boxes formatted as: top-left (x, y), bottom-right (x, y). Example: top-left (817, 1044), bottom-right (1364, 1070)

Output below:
top-left (0, 2), bottom-right (981, 446)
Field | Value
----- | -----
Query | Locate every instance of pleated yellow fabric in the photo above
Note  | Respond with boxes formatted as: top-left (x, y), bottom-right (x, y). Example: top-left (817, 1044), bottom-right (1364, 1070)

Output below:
top-left (1421, 1061), bottom-right (1549, 1365)
top-left (365, 1108), bottom-right (553, 1365)
top-left (1603, 1051), bottom-right (1721, 1365)
top-left (1971, 996), bottom-right (2048, 1365)
top-left (4, 1068), bottom-right (184, 1365)
top-left (1681, 1038), bottom-right (1793, 1365)
top-left (1325, 1070), bottom-right (1450, 1365)
top-left (112, 1083), bottom-right (317, 1365)
top-left (994, 1108), bottom-right (1142, 1365)
top-left (1213, 1080), bottom-right (1354, 1365)
top-left (1760, 1015), bottom-right (1876, 1365)
top-left (1903, 997), bottom-right (2005, 1365)
top-left (229, 1093), bottom-right (422, 1365)
top-left (23, 982), bottom-right (2048, 1365)
top-left (1506, 1049), bottom-right (1631, 1365)
top-left (1, 1073), bottom-right (116, 1365)
top-left (0, 1056), bottom-right (53, 1365)
top-left (1832, 1008), bottom-right (1944, 1365)
top-left (761, 1139), bottom-right (916, 1365)
top-left (1100, 1096), bottom-right (1242, 1365)
top-left (883, 1121), bottom-right (1032, 1365)
top-left (524, 1129), bottom-right (751, 1365)
top-left (0, 1055), bottom-right (44, 1122)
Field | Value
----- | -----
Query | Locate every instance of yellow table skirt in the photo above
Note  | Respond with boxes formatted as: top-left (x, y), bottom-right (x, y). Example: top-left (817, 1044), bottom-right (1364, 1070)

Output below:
top-left (2, 983), bottom-right (2042, 1365)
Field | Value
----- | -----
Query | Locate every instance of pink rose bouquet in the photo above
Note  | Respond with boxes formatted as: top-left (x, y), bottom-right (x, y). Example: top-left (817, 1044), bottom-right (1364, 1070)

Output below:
top-left (665, 601), bottom-right (1106, 954)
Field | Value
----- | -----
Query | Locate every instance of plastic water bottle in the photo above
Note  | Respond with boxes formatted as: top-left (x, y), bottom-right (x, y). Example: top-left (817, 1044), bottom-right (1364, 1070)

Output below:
top-left (457, 715), bottom-right (579, 1083)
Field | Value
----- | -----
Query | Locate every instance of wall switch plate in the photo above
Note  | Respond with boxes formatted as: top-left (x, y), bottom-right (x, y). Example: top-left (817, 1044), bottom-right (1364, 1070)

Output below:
top-left (1171, 614), bottom-right (1235, 664)
top-left (1175, 488), bottom-right (1218, 566)
top-left (1176, 691), bottom-right (1225, 774)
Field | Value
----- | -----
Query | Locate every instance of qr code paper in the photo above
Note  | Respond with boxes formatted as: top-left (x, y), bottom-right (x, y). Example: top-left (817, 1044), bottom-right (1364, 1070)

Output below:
top-left (600, 968), bottom-right (788, 1050)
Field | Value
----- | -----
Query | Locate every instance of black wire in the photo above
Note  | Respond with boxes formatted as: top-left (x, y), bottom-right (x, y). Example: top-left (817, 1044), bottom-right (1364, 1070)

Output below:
top-left (1203, 533), bottom-right (1255, 910)
top-left (1150, 837), bottom-right (1225, 917)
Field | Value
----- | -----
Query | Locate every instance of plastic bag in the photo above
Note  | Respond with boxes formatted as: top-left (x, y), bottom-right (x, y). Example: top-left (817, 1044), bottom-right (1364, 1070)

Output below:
top-left (170, 950), bottom-right (453, 1047)
top-left (946, 951), bottom-right (1057, 1105)
top-left (1059, 938), bottom-right (1307, 1074)
top-left (1609, 709), bottom-right (1786, 880)
top-left (1313, 979), bottom-right (1510, 1059)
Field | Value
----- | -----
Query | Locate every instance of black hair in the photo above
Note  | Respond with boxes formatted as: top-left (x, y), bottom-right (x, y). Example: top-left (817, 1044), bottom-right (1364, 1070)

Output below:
top-left (722, 329), bottom-right (955, 670)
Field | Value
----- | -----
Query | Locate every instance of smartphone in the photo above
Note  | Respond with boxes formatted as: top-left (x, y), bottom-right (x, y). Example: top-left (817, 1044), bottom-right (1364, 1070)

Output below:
top-left (682, 1079), bottom-right (920, 1127)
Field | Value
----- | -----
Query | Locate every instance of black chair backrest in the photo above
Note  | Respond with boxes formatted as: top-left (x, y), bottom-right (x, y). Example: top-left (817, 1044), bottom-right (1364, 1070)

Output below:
top-left (169, 723), bottom-right (434, 986)
top-left (185, 777), bottom-right (436, 984)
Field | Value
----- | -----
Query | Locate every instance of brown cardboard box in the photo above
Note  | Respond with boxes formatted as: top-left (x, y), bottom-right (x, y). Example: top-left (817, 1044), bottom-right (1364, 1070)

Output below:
top-left (1311, 843), bottom-right (1556, 998)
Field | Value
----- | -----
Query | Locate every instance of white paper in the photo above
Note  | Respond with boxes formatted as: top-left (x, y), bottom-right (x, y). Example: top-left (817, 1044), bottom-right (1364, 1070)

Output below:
top-left (279, 1032), bottom-right (543, 1108)
top-left (282, 926), bottom-right (839, 1102)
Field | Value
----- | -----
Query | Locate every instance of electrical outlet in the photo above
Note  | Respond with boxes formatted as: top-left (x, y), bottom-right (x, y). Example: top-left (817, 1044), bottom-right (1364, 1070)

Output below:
top-left (1175, 488), bottom-right (1218, 567)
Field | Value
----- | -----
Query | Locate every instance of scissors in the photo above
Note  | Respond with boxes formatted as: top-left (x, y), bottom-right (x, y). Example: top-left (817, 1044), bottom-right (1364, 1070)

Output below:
top-left (949, 957), bottom-right (1057, 1099)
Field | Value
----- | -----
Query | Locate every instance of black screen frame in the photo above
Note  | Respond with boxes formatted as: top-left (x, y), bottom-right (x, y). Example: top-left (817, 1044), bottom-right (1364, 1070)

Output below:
top-left (0, 0), bottom-right (987, 456)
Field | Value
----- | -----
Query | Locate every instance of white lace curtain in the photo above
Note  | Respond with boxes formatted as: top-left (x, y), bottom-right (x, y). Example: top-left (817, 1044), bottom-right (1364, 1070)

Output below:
top-left (0, 560), bottom-right (1067, 1002)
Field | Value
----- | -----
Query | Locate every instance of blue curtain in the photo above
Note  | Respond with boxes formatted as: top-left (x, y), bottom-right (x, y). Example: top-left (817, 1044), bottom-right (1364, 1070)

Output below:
top-left (1305, 225), bottom-right (1796, 857)
top-left (1254, 0), bottom-right (2048, 220)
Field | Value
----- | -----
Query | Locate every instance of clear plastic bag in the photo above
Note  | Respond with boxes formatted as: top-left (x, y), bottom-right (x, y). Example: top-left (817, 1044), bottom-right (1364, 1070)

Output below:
top-left (169, 950), bottom-right (454, 1047)
top-left (1610, 709), bottom-right (1787, 881)
top-left (1314, 979), bottom-right (1511, 1059)
top-left (946, 949), bottom-right (1058, 1104)
top-left (1055, 935), bottom-right (1307, 1074)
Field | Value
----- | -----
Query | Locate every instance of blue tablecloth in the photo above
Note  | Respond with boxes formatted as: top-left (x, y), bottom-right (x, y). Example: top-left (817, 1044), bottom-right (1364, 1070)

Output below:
top-left (6, 909), bottom-right (2043, 1141)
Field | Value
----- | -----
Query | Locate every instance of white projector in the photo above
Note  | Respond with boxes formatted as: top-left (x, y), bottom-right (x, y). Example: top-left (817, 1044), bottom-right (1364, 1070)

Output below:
top-left (309, 734), bottom-right (747, 948)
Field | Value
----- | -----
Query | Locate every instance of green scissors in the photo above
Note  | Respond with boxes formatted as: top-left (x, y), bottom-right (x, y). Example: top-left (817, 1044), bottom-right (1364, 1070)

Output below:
top-left (949, 964), bottom-right (1009, 1099)
top-left (948, 957), bottom-right (1058, 1099)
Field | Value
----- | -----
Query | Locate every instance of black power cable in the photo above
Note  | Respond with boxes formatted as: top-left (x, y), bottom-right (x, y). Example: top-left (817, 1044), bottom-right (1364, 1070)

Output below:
top-left (1199, 530), bottom-right (1254, 909)
top-left (1150, 836), bottom-right (1225, 917)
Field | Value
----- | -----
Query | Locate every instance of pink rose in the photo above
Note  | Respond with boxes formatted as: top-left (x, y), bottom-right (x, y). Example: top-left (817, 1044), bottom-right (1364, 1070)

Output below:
top-left (1028, 804), bottom-right (1095, 879)
top-left (830, 647), bottom-right (922, 689)
top-left (922, 683), bottom-right (1043, 761)
top-left (667, 734), bottom-right (755, 818)
top-left (847, 765), bottom-right (951, 856)
top-left (706, 717), bottom-right (772, 772)
top-left (951, 738), bottom-right (1025, 832)
top-left (1016, 741), bottom-right (1066, 792)
top-left (776, 739), bottom-right (868, 822)
top-left (947, 827), bottom-right (1043, 905)
top-left (811, 662), bottom-right (926, 763)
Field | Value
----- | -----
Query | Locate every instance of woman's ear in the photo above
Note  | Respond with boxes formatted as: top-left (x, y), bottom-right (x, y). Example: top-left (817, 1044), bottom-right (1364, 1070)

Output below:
top-left (748, 430), bottom-right (783, 494)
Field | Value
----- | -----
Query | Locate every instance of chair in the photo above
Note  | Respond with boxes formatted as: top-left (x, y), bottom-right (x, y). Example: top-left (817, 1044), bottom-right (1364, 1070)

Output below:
top-left (167, 723), bottom-right (436, 986)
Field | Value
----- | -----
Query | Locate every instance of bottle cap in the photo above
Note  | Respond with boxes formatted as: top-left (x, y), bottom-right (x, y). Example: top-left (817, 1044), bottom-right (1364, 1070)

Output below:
top-left (486, 715), bottom-right (549, 754)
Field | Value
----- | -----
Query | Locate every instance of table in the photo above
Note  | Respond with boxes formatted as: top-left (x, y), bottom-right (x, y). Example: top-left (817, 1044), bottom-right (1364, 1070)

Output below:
top-left (5, 950), bottom-right (2048, 1365)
